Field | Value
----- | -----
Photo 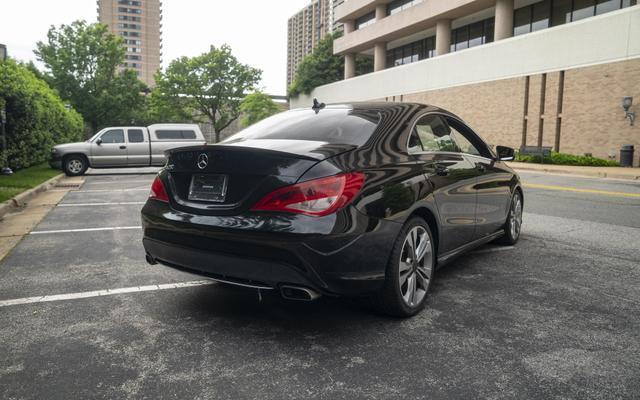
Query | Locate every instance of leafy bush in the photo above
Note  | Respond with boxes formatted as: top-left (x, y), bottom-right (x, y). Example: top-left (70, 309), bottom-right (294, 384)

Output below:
top-left (0, 60), bottom-right (84, 170)
top-left (515, 151), bottom-right (619, 167)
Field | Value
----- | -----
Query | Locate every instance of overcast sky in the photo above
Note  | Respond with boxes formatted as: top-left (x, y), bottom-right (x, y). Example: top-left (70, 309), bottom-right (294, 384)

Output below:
top-left (0, 0), bottom-right (311, 95)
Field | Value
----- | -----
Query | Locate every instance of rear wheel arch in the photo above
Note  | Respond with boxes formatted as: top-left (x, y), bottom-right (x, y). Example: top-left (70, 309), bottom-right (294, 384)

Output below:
top-left (408, 207), bottom-right (440, 257)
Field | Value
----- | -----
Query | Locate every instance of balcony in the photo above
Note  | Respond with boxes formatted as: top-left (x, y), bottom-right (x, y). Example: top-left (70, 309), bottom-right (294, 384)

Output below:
top-left (334, 0), bottom-right (494, 54)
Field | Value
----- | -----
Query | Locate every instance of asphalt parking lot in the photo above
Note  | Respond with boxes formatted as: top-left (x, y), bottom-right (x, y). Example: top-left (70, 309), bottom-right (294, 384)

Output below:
top-left (1, 168), bottom-right (639, 399)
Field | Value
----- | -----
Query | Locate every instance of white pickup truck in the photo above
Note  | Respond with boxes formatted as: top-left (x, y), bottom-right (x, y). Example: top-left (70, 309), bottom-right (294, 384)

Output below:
top-left (49, 124), bottom-right (206, 176)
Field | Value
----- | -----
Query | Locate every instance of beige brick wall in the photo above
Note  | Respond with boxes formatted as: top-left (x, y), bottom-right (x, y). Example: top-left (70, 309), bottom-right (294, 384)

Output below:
top-left (561, 60), bottom-right (640, 165)
top-left (395, 59), bottom-right (640, 166)
top-left (403, 77), bottom-right (525, 151)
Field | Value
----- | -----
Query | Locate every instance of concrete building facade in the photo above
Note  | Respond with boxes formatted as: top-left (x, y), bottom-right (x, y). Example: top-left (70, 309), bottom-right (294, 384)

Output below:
top-left (292, 1), bottom-right (640, 165)
top-left (98, 0), bottom-right (162, 87)
top-left (287, 0), bottom-right (334, 88)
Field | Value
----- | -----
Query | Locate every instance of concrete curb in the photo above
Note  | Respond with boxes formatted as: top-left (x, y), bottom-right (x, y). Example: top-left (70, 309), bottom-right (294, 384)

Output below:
top-left (0, 173), bottom-right (64, 219)
top-left (509, 164), bottom-right (640, 181)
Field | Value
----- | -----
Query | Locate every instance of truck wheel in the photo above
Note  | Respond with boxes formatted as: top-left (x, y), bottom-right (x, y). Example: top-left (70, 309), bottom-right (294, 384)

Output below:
top-left (63, 155), bottom-right (88, 176)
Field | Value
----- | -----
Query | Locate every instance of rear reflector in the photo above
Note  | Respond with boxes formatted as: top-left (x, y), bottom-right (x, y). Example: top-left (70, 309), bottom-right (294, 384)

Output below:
top-left (251, 172), bottom-right (365, 217)
top-left (149, 176), bottom-right (169, 203)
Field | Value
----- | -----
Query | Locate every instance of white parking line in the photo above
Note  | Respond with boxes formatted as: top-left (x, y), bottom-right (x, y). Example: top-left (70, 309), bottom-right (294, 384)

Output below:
top-left (53, 188), bottom-right (149, 193)
top-left (0, 280), bottom-right (215, 308)
top-left (83, 180), bottom-right (153, 185)
top-left (58, 202), bottom-right (146, 207)
top-left (30, 226), bottom-right (142, 235)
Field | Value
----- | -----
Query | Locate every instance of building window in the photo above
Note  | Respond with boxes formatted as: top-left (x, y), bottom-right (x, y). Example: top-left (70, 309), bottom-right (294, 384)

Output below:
top-left (118, 15), bottom-right (142, 22)
top-left (118, 0), bottom-right (142, 6)
top-left (119, 31), bottom-right (141, 37)
top-left (118, 7), bottom-right (142, 14)
top-left (386, 36), bottom-right (435, 68)
top-left (117, 23), bottom-right (141, 29)
top-left (125, 55), bottom-right (141, 60)
top-left (517, 0), bottom-right (636, 34)
top-left (451, 17), bottom-right (494, 52)
top-left (387, 0), bottom-right (424, 16)
top-left (356, 11), bottom-right (375, 30)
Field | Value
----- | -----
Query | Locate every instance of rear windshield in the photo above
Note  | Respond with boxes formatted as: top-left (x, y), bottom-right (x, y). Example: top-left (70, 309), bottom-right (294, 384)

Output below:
top-left (223, 108), bottom-right (380, 146)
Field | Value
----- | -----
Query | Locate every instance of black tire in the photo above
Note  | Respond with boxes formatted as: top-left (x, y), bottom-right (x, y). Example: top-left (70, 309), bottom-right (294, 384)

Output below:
top-left (63, 155), bottom-right (88, 176)
top-left (494, 190), bottom-right (523, 245)
top-left (372, 217), bottom-right (436, 318)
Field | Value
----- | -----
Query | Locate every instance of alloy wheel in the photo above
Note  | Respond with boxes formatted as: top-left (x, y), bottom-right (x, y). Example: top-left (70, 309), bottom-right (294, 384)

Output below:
top-left (509, 194), bottom-right (523, 239)
top-left (68, 159), bottom-right (83, 174)
top-left (399, 226), bottom-right (433, 307)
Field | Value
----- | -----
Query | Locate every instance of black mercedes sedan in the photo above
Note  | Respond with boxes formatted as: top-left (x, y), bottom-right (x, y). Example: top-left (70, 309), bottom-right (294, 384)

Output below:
top-left (141, 102), bottom-right (523, 317)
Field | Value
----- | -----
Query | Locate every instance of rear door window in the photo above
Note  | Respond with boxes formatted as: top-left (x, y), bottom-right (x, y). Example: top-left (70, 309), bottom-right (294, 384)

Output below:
top-left (223, 108), bottom-right (380, 146)
top-left (409, 115), bottom-right (458, 153)
top-left (128, 129), bottom-right (145, 143)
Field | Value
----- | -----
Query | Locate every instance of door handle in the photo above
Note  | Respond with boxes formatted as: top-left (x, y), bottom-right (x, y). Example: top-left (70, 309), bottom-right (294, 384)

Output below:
top-left (120, 145), bottom-right (127, 150)
top-left (434, 163), bottom-right (450, 176)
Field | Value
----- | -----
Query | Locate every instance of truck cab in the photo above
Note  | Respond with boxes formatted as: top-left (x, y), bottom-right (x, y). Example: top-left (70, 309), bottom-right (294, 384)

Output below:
top-left (50, 124), bottom-right (206, 176)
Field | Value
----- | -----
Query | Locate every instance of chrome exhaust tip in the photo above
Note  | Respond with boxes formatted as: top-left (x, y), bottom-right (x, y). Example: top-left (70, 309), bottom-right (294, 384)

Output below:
top-left (145, 253), bottom-right (157, 265)
top-left (280, 285), bottom-right (321, 301)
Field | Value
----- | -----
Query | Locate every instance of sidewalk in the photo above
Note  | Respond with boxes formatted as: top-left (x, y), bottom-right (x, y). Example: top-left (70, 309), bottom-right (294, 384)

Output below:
top-left (0, 176), bottom-right (83, 262)
top-left (507, 162), bottom-right (640, 180)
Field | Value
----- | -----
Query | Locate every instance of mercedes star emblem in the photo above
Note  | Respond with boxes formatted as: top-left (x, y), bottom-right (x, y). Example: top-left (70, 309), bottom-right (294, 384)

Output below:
top-left (196, 153), bottom-right (208, 170)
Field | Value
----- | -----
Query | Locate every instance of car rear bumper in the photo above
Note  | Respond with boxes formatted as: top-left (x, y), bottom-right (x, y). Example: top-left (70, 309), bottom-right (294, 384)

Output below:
top-left (141, 200), bottom-right (402, 296)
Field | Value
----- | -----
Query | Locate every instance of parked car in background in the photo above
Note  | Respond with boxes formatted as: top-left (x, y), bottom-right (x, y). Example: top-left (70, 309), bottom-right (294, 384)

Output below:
top-left (141, 103), bottom-right (523, 317)
top-left (49, 124), bottom-right (206, 176)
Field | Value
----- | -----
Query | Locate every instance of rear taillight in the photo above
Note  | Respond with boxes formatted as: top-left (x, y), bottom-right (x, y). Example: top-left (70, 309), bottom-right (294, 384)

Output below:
top-left (251, 172), bottom-right (365, 217)
top-left (149, 176), bottom-right (169, 203)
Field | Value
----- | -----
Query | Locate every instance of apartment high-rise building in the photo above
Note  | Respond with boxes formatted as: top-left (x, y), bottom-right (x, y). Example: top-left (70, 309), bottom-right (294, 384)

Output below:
top-left (98, 0), bottom-right (162, 87)
top-left (286, 0), bottom-right (333, 89)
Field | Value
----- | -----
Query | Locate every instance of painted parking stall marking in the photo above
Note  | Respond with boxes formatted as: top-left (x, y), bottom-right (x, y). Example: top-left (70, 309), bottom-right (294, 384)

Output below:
top-left (30, 226), bottom-right (142, 235)
top-left (58, 202), bottom-right (146, 207)
top-left (0, 280), bottom-right (215, 308)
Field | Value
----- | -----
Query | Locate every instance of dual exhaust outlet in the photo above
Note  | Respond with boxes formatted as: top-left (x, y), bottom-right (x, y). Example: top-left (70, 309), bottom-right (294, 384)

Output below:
top-left (145, 253), bottom-right (320, 301)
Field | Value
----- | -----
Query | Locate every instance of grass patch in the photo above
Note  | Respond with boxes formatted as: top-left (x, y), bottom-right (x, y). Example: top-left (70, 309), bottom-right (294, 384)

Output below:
top-left (0, 163), bottom-right (61, 203)
top-left (515, 151), bottom-right (619, 167)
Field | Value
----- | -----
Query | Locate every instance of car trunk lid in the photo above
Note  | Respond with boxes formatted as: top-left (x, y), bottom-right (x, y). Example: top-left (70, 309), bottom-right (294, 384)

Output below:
top-left (164, 141), bottom-right (356, 215)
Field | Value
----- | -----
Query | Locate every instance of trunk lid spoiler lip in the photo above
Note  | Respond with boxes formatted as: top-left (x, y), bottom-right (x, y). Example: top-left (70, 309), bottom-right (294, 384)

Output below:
top-left (164, 141), bottom-right (358, 162)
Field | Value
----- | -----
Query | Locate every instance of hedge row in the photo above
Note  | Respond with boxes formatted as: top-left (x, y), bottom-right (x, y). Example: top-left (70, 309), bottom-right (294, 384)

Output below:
top-left (515, 151), bottom-right (619, 167)
top-left (0, 60), bottom-right (84, 170)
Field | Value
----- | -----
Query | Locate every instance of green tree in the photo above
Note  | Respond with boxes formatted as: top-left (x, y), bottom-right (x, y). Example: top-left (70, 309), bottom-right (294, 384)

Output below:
top-left (153, 44), bottom-right (262, 142)
top-left (239, 92), bottom-right (281, 127)
top-left (288, 32), bottom-right (373, 98)
top-left (35, 20), bottom-right (147, 133)
top-left (0, 60), bottom-right (83, 169)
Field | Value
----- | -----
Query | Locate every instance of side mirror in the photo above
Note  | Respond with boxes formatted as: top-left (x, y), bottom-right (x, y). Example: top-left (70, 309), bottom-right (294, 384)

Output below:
top-left (496, 145), bottom-right (515, 161)
top-left (96, 138), bottom-right (102, 145)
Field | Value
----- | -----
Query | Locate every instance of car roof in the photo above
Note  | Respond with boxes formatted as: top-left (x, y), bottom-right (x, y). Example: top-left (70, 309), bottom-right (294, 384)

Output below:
top-left (291, 101), bottom-right (460, 120)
